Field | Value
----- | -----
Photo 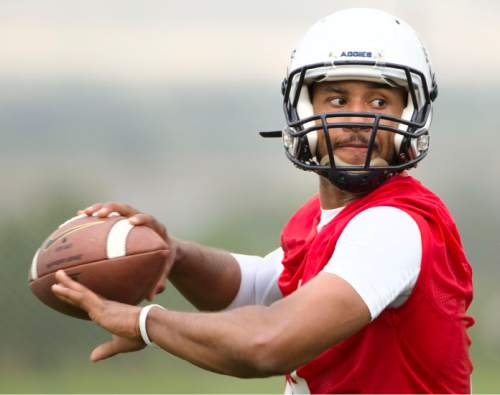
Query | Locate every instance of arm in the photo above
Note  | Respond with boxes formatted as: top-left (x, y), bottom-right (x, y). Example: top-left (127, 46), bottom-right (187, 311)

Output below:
top-left (169, 242), bottom-right (285, 311)
top-left (52, 269), bottom-right (370, 377)
top-left (168, 239), bottom-right (241, 311)
top-left (147, 272), bottom-right (370, 377)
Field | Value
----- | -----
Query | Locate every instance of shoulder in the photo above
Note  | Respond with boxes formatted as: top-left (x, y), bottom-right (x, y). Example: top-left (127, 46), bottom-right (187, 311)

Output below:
top-left (348, 205), bottom-right (419, 229)
top-left (324, 206), bottom-right (422, 319)
top-left (336, 206), bottom-right (422, 257)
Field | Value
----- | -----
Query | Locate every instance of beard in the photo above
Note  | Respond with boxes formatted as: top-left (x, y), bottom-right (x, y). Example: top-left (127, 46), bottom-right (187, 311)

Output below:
top-left (319, 154), bottom-right (389, 167)
top-left (318, 132), bottom-right (389, 167)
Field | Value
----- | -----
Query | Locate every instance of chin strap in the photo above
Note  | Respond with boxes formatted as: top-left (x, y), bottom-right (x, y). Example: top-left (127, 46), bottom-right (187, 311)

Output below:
top-left (322, 169), bottom-right (393, 193)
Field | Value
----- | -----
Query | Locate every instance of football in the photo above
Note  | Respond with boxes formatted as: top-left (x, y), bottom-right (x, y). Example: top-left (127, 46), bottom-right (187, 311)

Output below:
top-left (29, 213), bottom-right (169, 319)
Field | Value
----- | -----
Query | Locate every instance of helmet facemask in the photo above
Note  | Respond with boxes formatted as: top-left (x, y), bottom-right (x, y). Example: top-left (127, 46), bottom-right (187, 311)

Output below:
top-left (281, 60), bottom-right (435, 193)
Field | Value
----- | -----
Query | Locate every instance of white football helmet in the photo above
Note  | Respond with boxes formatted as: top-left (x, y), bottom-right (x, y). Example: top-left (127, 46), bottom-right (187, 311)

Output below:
top-left (262, 8), bottom-right (437, 192)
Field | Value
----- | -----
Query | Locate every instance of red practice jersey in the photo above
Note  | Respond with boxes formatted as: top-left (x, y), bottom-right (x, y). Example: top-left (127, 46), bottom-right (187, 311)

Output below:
top-left (279, 174), bottom-right (474, 394)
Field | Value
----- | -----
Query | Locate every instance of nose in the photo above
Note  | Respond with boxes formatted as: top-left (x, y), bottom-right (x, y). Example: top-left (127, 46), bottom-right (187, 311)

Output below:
top-left (341, 102), bottom-right (372, 133)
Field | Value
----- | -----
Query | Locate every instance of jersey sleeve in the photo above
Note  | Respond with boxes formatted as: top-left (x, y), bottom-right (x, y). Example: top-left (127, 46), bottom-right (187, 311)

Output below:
top-left (225, 248), bottom-right (285, 309)
top-left (322, 206), bottom-right (422, 320)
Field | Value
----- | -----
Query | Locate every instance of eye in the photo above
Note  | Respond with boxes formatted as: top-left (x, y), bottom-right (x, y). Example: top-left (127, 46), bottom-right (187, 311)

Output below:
top-left (371, 98), bottom-right (386, 108)
top-left (328, 97), bottom-right (347, 107)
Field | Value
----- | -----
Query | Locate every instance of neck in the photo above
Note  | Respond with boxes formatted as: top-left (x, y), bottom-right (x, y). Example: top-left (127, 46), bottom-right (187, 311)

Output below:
top-left (318, 176), bottom-right (364, 209)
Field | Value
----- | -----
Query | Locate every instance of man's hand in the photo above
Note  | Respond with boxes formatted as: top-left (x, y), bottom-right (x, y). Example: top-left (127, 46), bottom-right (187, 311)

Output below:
top-left (78, 202), bottom-right (175, 300)
top-left (76, 201), bottom-right (243, 314)
top-left (52, 270), bottom-right (146, 362)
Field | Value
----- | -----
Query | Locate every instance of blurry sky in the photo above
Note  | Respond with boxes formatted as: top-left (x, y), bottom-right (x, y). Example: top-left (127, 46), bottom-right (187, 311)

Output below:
top-left (1, 0), bottom-right (499, 86)
top-left (1, 0), bottom-right (499, 235)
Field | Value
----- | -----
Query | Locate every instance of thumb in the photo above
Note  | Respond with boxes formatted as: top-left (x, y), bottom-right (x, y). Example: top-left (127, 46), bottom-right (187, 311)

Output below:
top-left (90, 340), bottom-right (118, 362)
top-left (90, 336), bottom-right (146, 362)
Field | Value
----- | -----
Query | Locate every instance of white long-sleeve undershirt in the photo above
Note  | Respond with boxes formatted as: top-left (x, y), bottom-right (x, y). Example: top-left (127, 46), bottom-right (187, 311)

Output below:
top-left (226, 206), bottom-right (422, 320)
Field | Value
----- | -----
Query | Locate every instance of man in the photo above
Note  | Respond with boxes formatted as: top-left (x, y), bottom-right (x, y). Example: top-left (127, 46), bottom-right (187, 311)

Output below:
top-left (52, 8), bottom-right (474, 394)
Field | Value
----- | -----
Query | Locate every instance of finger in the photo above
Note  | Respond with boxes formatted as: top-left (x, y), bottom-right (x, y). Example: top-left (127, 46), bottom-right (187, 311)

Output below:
top-left (90, 337), bottom-right (145, 362)
top-left (147, 248), bottom-right (174, 301)
top-left (53, 271), bottom-right (104, 312)
top-left (52, 284), bottom-right (84, 307)
top-left (54, 270), bottom-right (87, 292)
top-left (51, 287), bottom-right (74, 305)
top-left (129, 213), bottom-right (168, 239)
top-left (95, 202), bottom-right (140, 218)
top-left (128, 213), bottom-right (147, 225)
top-left (90, 340), bottom-right (119, 362)
top-left (79, 203), bottom-right (103, 216)
top-left (147, 283), bottom-right (166, 301)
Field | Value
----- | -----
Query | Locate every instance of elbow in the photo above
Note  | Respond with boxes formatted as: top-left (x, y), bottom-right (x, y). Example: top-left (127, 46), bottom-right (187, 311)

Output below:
top-left (235, 331), bottom-right (297, 378)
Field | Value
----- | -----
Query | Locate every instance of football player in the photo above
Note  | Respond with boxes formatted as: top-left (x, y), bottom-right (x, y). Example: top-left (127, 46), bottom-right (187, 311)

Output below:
top-left (52, 8), bottom-right (474, 393)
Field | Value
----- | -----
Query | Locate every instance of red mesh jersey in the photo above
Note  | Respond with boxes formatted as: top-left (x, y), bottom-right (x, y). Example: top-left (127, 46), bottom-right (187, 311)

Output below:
top-left (279, 174), bottom-right (474, 394)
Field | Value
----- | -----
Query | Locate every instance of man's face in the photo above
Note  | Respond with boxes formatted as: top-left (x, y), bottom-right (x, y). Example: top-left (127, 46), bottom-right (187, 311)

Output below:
top-left (311, 80), bottom-right (407, 167)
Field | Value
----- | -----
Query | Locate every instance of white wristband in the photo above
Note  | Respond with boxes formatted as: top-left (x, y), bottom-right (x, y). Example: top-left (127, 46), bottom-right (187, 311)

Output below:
top-left (139, 304), bottom-right (165, 346)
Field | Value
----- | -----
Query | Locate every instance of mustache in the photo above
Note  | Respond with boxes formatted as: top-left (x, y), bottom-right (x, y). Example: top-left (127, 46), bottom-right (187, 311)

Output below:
top-left (333, 133), bottom-right (379, 150)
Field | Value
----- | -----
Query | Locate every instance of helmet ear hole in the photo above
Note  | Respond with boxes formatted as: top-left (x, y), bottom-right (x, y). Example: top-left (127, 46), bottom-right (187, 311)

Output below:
top-left (394, 90), bottom-right (415, 161)
top-left (297, 85), bottom-right (318, 157)
top-left (394, 133), bottom-right (404, 155)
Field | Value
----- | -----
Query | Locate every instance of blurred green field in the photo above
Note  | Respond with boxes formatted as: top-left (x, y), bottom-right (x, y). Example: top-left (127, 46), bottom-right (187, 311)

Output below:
top-left (0, 352), bottom-right (283, 393)
top-left (471, 363), bottom-right (500, 393)
top-left (0, 353), bottom-right (498, 393)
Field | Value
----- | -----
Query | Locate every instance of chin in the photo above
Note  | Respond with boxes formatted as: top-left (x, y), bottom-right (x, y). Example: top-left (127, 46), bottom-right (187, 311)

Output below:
top-left (320, 154), bottom-right (389, 168)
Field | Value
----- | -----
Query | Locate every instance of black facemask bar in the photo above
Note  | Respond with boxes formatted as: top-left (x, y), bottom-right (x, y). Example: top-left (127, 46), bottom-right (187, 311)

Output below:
top-left (284, 60), bottom-right (434, 127)
top-left (282, 112), bottom-right (429, 171)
